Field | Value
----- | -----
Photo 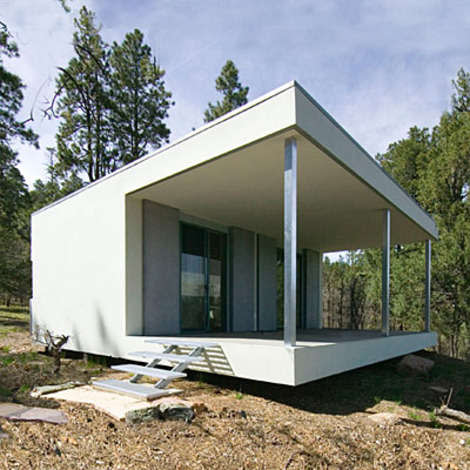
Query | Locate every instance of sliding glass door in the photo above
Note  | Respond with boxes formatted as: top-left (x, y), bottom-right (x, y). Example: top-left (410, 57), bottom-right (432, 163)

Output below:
top-left (180, 224), bottom-right (226, 332)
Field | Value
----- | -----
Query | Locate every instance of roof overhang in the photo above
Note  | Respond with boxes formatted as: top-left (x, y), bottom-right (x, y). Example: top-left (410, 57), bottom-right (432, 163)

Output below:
top-left (34, 80), bottom-right (438, 251)
top-left (131, 82), bottom-right (437, 251)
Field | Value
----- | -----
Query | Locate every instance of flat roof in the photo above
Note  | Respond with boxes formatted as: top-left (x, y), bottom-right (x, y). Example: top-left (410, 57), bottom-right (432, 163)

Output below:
top-left (33, 81), bottom-right (438, 250)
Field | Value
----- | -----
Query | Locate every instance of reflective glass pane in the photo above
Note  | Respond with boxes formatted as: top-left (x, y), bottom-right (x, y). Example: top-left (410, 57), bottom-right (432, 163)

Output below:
top-left (208, 232), bottom-right (226, 331)
top-left (181, 226), bottom-right (206, 330)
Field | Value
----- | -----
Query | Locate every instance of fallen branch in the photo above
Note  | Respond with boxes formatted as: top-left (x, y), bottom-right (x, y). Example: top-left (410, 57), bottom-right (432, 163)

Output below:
top-left (436, 405), bottom-right (470, 425)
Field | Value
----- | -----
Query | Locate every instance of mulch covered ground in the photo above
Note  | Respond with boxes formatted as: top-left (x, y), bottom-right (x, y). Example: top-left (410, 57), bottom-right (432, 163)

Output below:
top-left (0, 308), bottom-right (469, 469)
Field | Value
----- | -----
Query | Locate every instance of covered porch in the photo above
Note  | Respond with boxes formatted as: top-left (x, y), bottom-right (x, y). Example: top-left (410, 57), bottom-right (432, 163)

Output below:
top-left (123, 82), bottom-right (438, 384)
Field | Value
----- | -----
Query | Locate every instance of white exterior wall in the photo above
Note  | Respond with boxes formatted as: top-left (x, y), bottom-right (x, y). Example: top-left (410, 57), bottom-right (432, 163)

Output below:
top-left (31, 84), bottom-right (297, 357)
top-left (31, 177), bottom-right (127, 356)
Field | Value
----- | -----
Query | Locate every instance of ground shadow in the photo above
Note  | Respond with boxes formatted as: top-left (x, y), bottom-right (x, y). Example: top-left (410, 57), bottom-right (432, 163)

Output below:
top-left (184, 351), bottom-right (470, 417)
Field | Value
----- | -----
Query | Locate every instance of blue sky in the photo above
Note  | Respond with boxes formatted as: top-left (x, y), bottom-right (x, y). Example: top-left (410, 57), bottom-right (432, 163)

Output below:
top-left (3, 0), bottom-right (470, 188)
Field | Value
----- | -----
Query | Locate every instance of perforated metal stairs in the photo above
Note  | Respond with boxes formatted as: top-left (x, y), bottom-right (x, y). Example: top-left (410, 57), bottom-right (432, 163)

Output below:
top-left (93, 339), bottom-right (217, 400)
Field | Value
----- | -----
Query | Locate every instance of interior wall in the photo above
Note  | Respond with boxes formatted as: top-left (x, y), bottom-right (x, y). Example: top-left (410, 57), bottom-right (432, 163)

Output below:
top-left (304, 249), bottom-right (323, 329)
top-left (257, 234), bottom-right (277, 331)
top-left (142, 200), bottom-right (180, 335)
top-left (229, 227), bottom-right (255, 332)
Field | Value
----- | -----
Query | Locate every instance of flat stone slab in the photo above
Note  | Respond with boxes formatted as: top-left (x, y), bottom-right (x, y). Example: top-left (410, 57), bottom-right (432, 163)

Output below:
top-left (368, 412), bottom-right (401, 426)
top-left (46, 385), bottom-right (181, 421)
top-left (0, 403), bottom-right (67, 424)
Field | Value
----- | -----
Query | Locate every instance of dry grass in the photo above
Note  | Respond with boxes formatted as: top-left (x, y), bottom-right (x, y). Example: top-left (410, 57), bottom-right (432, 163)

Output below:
top-left (0, 306), bottom-right (469, 469)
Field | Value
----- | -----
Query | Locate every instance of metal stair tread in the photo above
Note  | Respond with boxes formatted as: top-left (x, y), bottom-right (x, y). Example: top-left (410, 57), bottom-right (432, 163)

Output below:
top-left (145, 338), bottom-right (218, 348)
top-left (92, 379), bottom-right (178, 400)
top-left (111, 364), bottom-right (186, 379)
top-left (128, 351), bottom-right (203, 362)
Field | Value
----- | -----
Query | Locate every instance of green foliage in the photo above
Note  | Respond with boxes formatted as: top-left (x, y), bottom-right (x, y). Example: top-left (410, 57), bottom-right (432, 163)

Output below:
top-left (18, 384), bottom-right (30, 393)
top-left (0, 22), bottom-right (38, 303)
top-left (325, 68), bottom-right (470, 359)
top-left (0, 22), bottom-right (38, 232)
top-left (377, 126), bottom-right (431, 200)
top-left (51, 8), bottom-right (172, 183)
top-left (109, 29), bottom-right (172, 163)
top-left (29, 149), bottom-right (83, 211)
top-left (408, 409), bottom-right (423, 420)
top-left (53, 7), bottom-right (112, 183)
top-left (428, 410), bottom-right (442, 428)
top-left (204, 60), bottom-right (249, 122)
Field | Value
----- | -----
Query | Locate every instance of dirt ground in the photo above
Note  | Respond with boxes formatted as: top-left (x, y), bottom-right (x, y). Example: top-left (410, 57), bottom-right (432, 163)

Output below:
top-left (0, 306), bottom-right (469, 469)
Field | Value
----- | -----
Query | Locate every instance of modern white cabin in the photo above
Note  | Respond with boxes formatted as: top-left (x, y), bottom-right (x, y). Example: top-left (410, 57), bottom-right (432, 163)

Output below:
top-left (31, 81), bottom-right (438, 386)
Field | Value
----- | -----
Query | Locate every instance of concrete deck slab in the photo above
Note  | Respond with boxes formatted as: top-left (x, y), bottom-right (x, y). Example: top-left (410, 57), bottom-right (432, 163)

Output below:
top-left (46, 385), bottom-right (181, 420)
top-left (120, 329), bottom-right (437, 386)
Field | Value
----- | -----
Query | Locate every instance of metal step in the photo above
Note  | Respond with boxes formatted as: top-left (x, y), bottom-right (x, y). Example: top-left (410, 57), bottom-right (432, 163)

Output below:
top-left (145, 339), bottom-right (218, 348)
top-left (111, 364), bottom-right (186, 379)
top-left (129, 351), bottom-right (203, 363)
top-left (92, 379), bottom-right (179, 401)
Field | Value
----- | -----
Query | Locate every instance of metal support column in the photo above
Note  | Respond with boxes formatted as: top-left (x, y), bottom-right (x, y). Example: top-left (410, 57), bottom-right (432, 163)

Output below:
top-left (284, 137), bottom-right (297, 347)
top-left (382, 209), bottom-right (390, 336)
top-left (425, 239), bottom-right (431, 332)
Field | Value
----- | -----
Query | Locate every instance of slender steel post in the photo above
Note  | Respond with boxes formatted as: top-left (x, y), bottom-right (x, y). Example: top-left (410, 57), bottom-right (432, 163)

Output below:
top-left (382, 209), bottom-right (390, 336)
top-left (284, 137), bottom-right (297, 347)
top-left (425, 240), bottom-right (431, 332)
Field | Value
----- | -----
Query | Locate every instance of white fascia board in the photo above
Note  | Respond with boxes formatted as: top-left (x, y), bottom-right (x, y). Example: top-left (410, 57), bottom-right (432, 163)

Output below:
top-left (32, 81), bottom-right (298, 217)
top-left (293, 82), bottom-right (439, 240)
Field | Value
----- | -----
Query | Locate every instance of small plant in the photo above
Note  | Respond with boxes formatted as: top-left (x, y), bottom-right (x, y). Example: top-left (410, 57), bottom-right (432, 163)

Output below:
top-left (0, 345), bottom-right (10, 353)
top-left (84, 354), bottom-right (108, 369)
top-left (373, 396), bottom-right (382, 405)
top-left (457, 423), bottom-right (470, 432)
top-left (18, 384), bottom-right (30, 394)
top-left (18, 351), bottom-right (38, 364)
top-left (235, 391), bottom-right (244, 400)
top-left (428, 411), bottom-right (442, 428)
top-left (408, 409), bottom-right (422, 420)
top-left (1, 356), bottom-right (14, 366)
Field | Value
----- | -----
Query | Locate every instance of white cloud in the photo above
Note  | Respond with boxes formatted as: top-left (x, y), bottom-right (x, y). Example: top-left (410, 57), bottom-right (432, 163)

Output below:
top-left (2, 0), bottom-right (470, 186)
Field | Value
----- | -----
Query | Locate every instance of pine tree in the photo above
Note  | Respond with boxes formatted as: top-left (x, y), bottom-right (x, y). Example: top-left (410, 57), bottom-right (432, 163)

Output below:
top-left (419, 73), bottom-right (470, 357)
top-left (377, 126), bottom-right (431, 200)
top-left (50, 10), bottom-right (173, 182)
top-left (52, 7), bottom-right (112, 183)
top-left (0, 22), bottom-right (38, 232)
top-left (109, 29), bottom-right (172, 164)
top-left (0, 23), bottom-right (38, 303)
top-left (204, 60), bottom-right (249, 122)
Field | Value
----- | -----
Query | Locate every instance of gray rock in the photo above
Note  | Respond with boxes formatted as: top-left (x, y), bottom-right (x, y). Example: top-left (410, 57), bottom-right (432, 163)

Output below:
top-left (125, 406), bottom-right (160, 425)
top-left (158, 402), bottom-right (195, 423)
top-left (124, 399), bottom-right (197, 425)
top-left (397, 354), bottom-right (434, 375)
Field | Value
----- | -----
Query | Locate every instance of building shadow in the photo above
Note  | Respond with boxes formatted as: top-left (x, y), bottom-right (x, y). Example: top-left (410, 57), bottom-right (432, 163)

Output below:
top-left (184, 351), bottom-right (470, 417)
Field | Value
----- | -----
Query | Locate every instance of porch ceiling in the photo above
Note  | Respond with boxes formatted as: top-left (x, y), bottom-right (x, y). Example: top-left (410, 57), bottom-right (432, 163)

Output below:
top-left (132, 129), bottom-right (432, 252)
